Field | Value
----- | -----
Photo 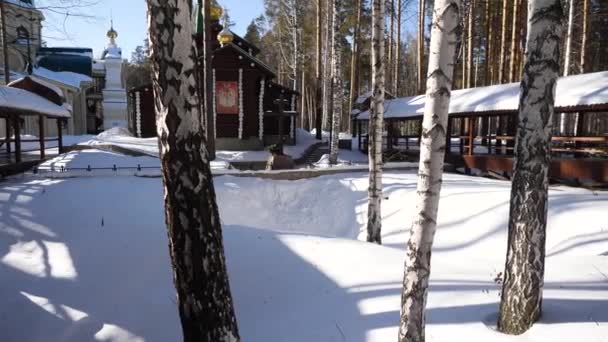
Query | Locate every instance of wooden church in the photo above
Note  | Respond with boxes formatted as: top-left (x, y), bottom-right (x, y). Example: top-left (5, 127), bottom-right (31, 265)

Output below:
top-left (129, 4), bottom-right (299, 150)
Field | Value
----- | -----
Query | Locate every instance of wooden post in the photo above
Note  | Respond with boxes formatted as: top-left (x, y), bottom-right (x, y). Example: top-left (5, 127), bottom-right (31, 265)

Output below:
top-left (417, 118), bottom-right (422, 146)
top-left (481, 116), bottom-right (489, 146)
top-left (488, 116), bottom-right (493, 154)
top-left (57, 118), bottom-right (63, 154)
top-left (506, 112), bottom-right (516, 155)
top-left (459, 117), bottom-right (465, 155)
top-left (496, 115), bottom-right (503, 155)
top-left (38, 115), bottom-right (45, 159)
top-left (5, 117), bottom-right (10, 154)
top-left (575, 112), bottom-right (585, 157)
top-left (446, 117), bottom-right (453, 156)
top-left (468, 116), bottom-right (475, 156)
top-left (13, 116), bottom-right (21, 163)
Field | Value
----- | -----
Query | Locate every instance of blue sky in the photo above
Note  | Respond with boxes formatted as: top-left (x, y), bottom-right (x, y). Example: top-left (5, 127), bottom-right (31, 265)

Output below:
top-left (43, 0), bottom-right (264, 61)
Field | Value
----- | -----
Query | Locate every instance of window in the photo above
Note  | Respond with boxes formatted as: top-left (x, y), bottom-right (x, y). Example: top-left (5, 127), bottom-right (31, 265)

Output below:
top-left (17, 26), bottom-right (29, 40)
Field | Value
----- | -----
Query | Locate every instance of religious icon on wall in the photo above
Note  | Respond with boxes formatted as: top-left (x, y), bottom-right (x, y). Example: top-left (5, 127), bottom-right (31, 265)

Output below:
top-left (216, 81), bottom-right (239, 114)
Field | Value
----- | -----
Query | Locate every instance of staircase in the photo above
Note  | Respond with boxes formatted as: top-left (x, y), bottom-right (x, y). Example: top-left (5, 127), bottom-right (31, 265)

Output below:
top-left (298, 143), bottom-right (329, 166)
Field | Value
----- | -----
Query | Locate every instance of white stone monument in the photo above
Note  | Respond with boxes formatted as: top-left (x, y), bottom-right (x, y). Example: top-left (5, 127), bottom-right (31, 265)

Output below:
top-left (100, 22), bottom-right (128, 130)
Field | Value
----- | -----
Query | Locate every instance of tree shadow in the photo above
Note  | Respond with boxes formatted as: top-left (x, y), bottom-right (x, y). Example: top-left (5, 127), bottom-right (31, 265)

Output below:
top-left (0, 177), bottom-right (179, 342)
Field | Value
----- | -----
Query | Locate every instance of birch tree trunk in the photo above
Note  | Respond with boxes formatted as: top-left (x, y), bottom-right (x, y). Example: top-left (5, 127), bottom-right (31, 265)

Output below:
top-left (367, 0), bottom-right (386, 244)
top-left (509, 0), bottom-right (520, 82)
top-left (329, 0), bottom-right (342, 164)
top-left (498, 0), bottom-right (564, 335)
top-left (466, 0), bottom-right (475, 88)
top-left (146, 1), bottom-right (239, 341)
top-left (484, 0), bottom-right (492, 85)
top-left (580, 0), bottom-right (589, 73)
top-left (388, 0), bottom-right (395, 92)
top-left (315, 0), bottom-right (323, 139)
top-left (323, 0), bottom-right (333, 131)
top-left (395, 0), bottom-right (402, 95)
top-left (349, 0), bottom-right (363, 122)
top-left (417, 0), bottom-right (426, 94)
top-left (563, 0), bottom-right (574, 76)
top-left (498, 0), bottom-right (509, 83)
top-left (398, 1), bottom-right (462, 341)
top-left (201, 0), bottom-right (215, 160)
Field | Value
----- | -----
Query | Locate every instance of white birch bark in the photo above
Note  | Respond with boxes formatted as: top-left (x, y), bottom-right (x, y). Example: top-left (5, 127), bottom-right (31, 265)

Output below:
top-left (367, 0), bottom-right (386, 244)
top-left (563, 0), bottom-right (574, 76)
top-left (560, 0), bottom-right (574, 133)
top-left (398, 1), bottom-right (462, 341)
top-left (146, 1), bottom-right (239, 341)
top-left (322, 0), bottom-right (333, 131)
top-left (498, 0), bottom-right (564, 335)
top-left (329, 0), bottom-right (342, 165)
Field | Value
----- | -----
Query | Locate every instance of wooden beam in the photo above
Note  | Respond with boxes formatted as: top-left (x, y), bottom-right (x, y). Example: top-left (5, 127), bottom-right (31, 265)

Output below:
top-left (38, 115), bottom-right (45, 159)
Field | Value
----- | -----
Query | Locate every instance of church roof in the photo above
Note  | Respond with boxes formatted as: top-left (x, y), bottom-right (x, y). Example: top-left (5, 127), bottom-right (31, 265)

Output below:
top-left (37, 47), bottom-right (94, 78)
top-left (214, 43), bottom-right (275, 77)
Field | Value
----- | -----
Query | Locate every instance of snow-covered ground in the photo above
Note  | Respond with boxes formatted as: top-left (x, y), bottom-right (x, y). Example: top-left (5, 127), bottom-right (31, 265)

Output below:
top-left (0, 165), bottom-right (606, 341)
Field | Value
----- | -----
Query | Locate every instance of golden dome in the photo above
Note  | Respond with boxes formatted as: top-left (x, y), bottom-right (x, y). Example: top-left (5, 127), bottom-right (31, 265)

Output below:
top-left (210, 1), bottom-right (223, 21)
top-left (217, 27), bottom-right (234, 45)
top-left (107, 27), bottom-right (118, 39)
top-left (107, 20), bottom-right (118, 39)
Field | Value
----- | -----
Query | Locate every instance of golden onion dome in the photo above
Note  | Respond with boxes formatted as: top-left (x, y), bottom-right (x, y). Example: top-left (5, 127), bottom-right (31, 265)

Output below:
top-left (107, 27), bottom-right (118, 40)
top-left (217, 27), bottom-right (234, 45)
top-left (210, 1), bottom-right (223, 21)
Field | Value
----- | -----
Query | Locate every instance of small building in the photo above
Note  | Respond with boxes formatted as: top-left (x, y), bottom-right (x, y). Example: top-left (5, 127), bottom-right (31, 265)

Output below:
top-left (129, 5), bottom-right (300, 150)
top-left (1, 76), bottom-right (70, 170)
top-left (0, 1), bottom-right (128, 137)
top-left (355, 71), bottom-right (608, 183)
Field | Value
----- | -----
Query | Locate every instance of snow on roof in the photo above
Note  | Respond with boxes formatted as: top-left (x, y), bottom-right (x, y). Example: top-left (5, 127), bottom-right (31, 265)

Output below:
top-left (355, 91), bottom-right (372, 104)
top-left (5, 0), bottom-right (36, 9)
top-left (8, 75), bottom-right (64, 100)
top-left (357, 71), bottom-right (608, 120)
top-left (0, 86), bottom-right (71, 118)
top-left (92, 60), bottom-right (105, 71)
top-left (33, 67), bottom-right (92, 89)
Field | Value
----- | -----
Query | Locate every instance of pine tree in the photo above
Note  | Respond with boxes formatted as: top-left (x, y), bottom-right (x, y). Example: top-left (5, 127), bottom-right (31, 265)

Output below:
top-left (498, 0), bottom-right (564, 335)
top-left (398, 1), bottom-right (463, 341)
top-left (367, 0), bottom-right (385, 244)
top-left (146, 0), bottom-right (239, 340)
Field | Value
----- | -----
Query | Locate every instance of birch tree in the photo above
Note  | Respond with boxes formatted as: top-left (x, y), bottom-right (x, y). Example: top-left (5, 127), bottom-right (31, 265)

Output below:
top-left (349, 0), bottom-right (363, 116)
top-left (329, 0), bottom-right (342, 164)
top-left (498, 0), bottom-right (509, 83)
top-left (563, 0), bottom-right (574, 76)
top-left (146, 1), bottom-right (239, 341)
top-left (367, 0), bottom-right (385, 244)
top-left (315, 0), bottom-right (323, 139)
top-left (398, 1), bottom-right (462, 341)
top-left (417, 0), bottom-right (426, 93)
top-left (394, 0), bottom-right (402, 95)
top-left (580, 0), bottom-right (589, 73)
top-left (498, 0), bottom-right (564, 335)
top-left (322, 0), bottom-right (333, 131)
